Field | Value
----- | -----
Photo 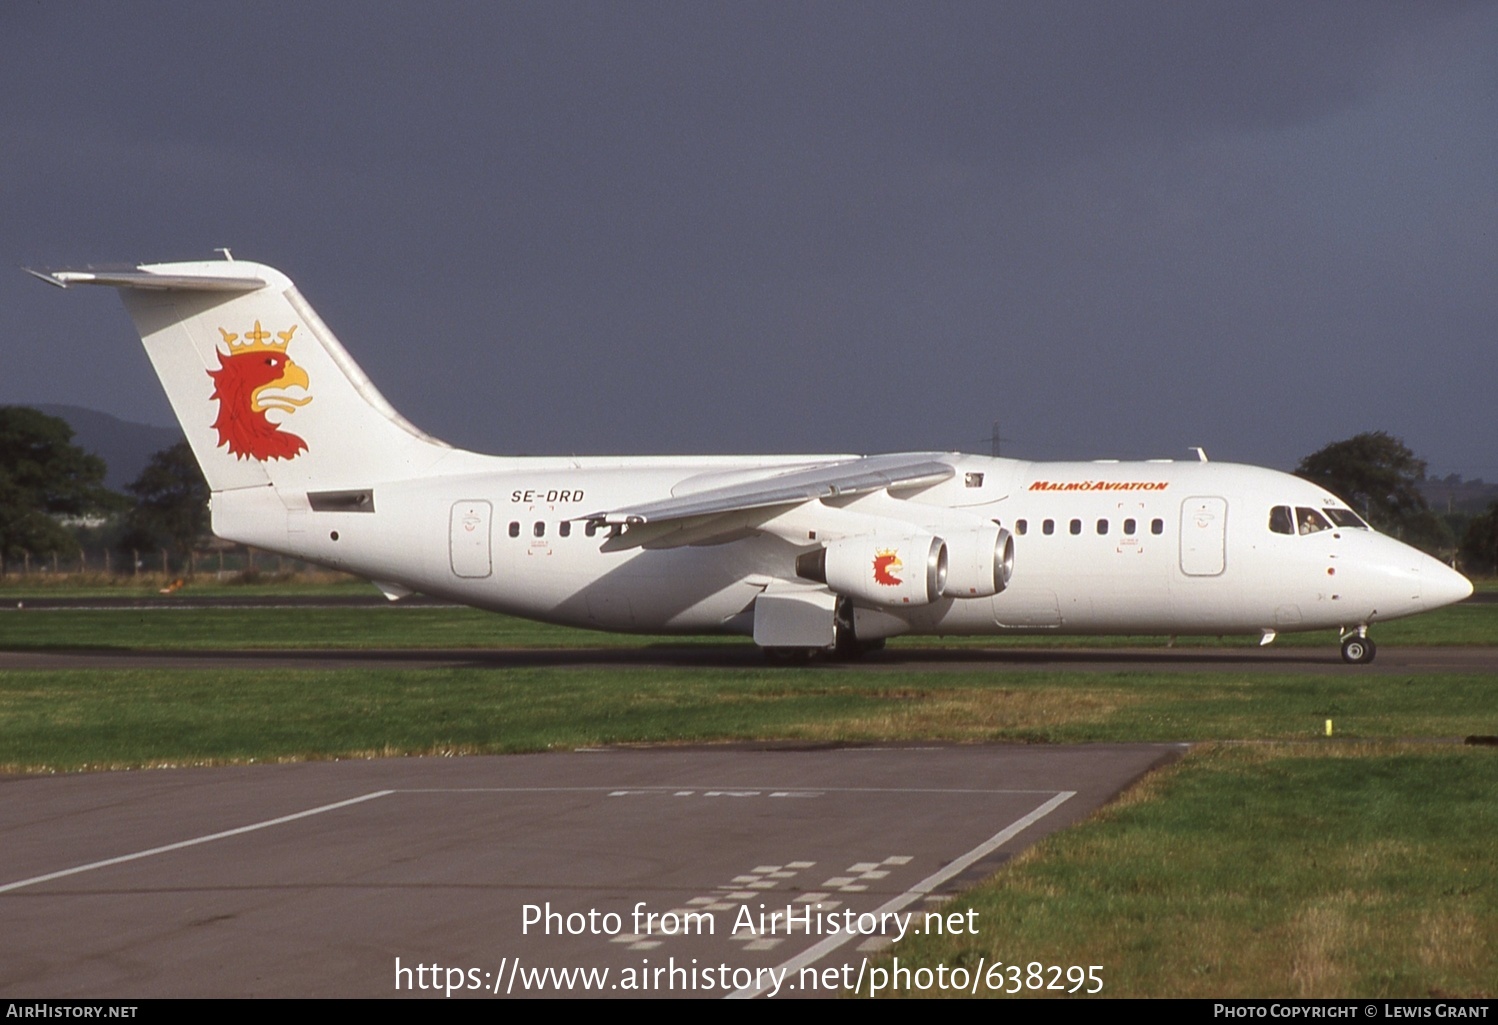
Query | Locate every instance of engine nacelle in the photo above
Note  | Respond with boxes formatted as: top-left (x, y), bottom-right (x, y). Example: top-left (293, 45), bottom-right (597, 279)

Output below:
top-left (796, 533), bottom-right (948, 606)
top-left (941, 524), bottom-right (1014, 598)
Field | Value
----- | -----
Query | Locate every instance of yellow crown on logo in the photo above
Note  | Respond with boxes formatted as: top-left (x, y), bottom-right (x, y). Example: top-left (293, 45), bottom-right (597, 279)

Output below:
top-left (219, 321), bottom-right (297, 353)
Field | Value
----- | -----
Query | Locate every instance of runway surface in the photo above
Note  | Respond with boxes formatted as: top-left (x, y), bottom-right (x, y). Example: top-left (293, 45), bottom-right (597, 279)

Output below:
top-left (2, 643), bottom-right (1494, 674)
top-left (0, 743), bottom-right (1180, 998)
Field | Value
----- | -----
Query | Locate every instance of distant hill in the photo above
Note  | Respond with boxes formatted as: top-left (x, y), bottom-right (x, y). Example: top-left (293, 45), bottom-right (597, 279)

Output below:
top-left (33, 404), bottom-right (184, 491)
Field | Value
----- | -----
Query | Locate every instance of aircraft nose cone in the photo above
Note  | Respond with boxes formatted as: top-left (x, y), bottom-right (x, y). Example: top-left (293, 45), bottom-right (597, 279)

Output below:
top-left (1426, 562), bottom-right (1474, 609)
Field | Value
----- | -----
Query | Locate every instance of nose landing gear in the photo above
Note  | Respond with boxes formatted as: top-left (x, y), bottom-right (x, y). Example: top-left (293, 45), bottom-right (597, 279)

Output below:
top-left (1340, 627), bottom-right (1376, 664)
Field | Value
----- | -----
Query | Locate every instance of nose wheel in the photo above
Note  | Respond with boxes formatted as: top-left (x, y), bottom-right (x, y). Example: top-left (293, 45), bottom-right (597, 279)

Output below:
top-left (1340, 631), bottom-right (1376, 664)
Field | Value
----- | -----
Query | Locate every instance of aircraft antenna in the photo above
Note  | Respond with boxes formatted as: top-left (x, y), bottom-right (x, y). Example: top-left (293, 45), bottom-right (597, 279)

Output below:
top-left (214, 247), bottom-right (235, 262)
top-left (1190, 447), bottom-right (1209, 462)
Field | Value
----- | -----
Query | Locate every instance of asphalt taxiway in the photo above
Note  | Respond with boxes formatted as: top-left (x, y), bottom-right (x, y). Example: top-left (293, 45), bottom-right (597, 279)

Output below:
top-left (0, 744), bottom-right (1180, 998)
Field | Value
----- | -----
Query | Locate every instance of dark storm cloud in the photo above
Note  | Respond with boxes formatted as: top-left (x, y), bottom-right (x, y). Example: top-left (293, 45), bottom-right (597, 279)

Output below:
top-left (3, 2), bottom-right (1494, 475)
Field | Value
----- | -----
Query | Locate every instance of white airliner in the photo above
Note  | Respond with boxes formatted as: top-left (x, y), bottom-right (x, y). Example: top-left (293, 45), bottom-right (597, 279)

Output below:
top-left (33, 258), bottom-right (1473, 663)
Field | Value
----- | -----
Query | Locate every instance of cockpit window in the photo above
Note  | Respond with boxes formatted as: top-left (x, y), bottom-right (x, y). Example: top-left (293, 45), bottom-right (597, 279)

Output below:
top-left (1324, 508), bottom-right (1369, 529)
top-left (1269, 506), bottom-right (1294, 535)
top-left (1296, 507), bottom-right (1332, 535)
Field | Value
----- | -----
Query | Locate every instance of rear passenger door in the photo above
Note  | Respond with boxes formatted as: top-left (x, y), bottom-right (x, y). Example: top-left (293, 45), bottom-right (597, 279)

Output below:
top-left (449, 500), bottom-right (493, 578)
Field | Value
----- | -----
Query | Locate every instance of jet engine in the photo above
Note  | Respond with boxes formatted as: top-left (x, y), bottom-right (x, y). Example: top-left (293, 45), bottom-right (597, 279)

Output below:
top-left (941, 524), bottom-right (1014, 598)
top-left (796, 533), bottom-right (948, 606)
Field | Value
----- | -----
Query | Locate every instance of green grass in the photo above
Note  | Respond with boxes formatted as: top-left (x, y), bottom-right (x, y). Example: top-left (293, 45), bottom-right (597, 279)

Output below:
top-left (3, 666), bottom-right (1494, 773)
top-left (866, 743), bottom-right (1498, 998)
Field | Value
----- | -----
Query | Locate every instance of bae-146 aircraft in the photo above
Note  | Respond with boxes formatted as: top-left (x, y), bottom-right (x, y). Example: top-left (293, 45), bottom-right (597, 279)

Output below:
top-left (32, 258), bottom-right (1472, 663)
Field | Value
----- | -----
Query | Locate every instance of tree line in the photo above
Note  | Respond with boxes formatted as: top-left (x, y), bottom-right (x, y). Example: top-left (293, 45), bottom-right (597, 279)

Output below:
top-left (2, 405), bottom-right (1496, 576)
top-left (1, 406), bottom-right (206, 576)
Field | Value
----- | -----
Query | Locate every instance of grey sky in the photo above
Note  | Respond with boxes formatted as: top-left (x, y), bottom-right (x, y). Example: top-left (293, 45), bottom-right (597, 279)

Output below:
top-left (4, 2), bottom-right (1495, 476)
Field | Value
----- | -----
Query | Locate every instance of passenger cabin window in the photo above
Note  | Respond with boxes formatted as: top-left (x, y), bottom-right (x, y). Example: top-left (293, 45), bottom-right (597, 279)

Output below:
top-left (508, 521), bottom-right (520, 538)
top-left (1269, 506), bottom-right (1294, 535)
top-left (533, 521), bottom-right (546, 538)
top-left (1096, 518), bottom-right (1108, 535)
top-left (1296, 507), bottom-right (1331, 535)
top-left (1042, 519), bottom-right (1055, 535)
top-left (1123, 518), bottom-right (1136, 535)
top-left (585, 521), bottom-right (600, 537)
top-left (559, 521), bottom-right (571, 538)
top-left (1015, 519), bottom-right (1028, 536)
top-left (1069, 519), bottom-right (1081, 535)
top-left (1150, 518), bottom-right (1164, 535)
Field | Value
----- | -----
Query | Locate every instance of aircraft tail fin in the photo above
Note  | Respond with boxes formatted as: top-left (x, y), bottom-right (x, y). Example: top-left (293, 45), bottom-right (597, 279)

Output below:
top-left (38, 261), bottom-right (451, 494)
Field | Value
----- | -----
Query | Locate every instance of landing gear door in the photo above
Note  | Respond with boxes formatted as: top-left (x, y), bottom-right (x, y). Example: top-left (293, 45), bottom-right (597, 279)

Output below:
top-left (450, 500), bottom-right (493, 578)
top-left (1180, 496), bottom-right (1227, 577)
top-left (753, 585), bottom-right (837, 649)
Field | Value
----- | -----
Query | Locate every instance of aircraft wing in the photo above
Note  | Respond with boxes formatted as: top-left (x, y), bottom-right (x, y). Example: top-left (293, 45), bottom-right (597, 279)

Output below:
top-left (589, 453), bottom-right (955, 527)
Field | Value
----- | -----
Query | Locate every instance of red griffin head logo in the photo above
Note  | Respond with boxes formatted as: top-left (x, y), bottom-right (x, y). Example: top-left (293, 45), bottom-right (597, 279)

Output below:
top-left (872, 548), bottom-right (903, 586)
top-left (208, 321), bottom-right (313, 461)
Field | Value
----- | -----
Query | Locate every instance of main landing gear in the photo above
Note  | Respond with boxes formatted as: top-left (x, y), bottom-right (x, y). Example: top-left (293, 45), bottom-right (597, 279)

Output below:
top-left (1340, 627), bottom-right (1376, 665)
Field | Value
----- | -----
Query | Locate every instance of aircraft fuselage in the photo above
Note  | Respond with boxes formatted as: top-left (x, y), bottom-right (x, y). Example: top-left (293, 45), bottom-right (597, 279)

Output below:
top-left (211, 451), bottom-right (1467, 643)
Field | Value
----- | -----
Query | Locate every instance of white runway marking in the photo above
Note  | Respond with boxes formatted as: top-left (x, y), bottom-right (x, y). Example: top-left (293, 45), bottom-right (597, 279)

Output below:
top-left (0, 790), bottom-right (394, 895)
top-left (0, 783), bottom-right (1052, 896)
top-left (728, 789), bottom-right (1077, 999)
